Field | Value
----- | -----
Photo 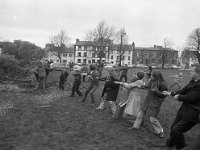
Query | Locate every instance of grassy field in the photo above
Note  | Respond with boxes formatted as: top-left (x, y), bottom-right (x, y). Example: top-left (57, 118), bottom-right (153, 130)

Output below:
top-left (0, 67), bottom-right (199, 150)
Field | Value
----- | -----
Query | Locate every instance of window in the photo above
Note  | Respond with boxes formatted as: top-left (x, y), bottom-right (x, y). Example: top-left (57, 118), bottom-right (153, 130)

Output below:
top-left (78, 46), bottom-right (81, 50)
top-left (110, 50), bottom-right (113, 54)
top-left (122, 56), bottom-right (125, 60)
top-left (83, 52), bottom-right (87, 57)
top-left (137, 52), bottom-right (141, 57)
top-left (92, 53), bottom-right (95, 57)
top-left (92, 59), bottom-right (95, 63)
top-left (151, 52), bottom-right (156, 57)
top-left (77, 59), bottom-right (81, 63)
top-left (63, 53), bottom-right (67, 57)
top-left (84, 46), bottom-right (87, 50)
top-left (111, 55), bottom-right (113, 60)
top-left (128, 56), bottom-right (131, 60)
top-left (145, 52), bottom-right (149, 57)
top-left (69, 54), bottom-right (73, 57)
top-left (152, 59), bottom-right (156, 64)
top-left (117, 56), bottom-right (120, 60)
top-left (83, 59), bottom-right (87, 64)
top-left (78, 52), bottom-right (81, 57)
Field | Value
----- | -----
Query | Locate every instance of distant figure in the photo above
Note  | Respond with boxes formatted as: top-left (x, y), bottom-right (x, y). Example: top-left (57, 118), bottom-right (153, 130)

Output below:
top-left (81, 64), bottom-right (89, 82)
top-left (69, 62), bottom-right (74, 71)
top-left (44, 60), bottom-right (54, 84)
top-left (70, 69), bottom-right (82, 97)
top-left (55, 68), bottom-right (69, 90)
top-left (115, 64), bottom-right (121, 80)
top-left (146, 66), bottom-right (152, 79)
top-left (120, 64), bottom-right (129, 82)
top-left (97, 62), bottom-right (104, 78)
top-left (36, 62), bottom-right (46, 90)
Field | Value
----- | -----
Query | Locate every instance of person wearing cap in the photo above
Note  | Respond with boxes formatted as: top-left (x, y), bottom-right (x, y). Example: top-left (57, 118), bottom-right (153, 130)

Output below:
top-left (35, 62), bottom-right (46, 90)
top-left (79, 64), bottom-right (99, 104)
top-left (163, 63), bottom-right (200, 150)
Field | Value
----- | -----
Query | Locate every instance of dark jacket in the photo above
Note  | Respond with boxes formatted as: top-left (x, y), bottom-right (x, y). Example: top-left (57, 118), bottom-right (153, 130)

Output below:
top-left (120, 66), bottom-right (129, 76)
top-left (73, 71), bottom-right (81, 82)
top-left (60, 71), bottom-right (69, 82)
top-left (100, 75), bottom-right (120, 101)
top-left (88, 70), bottom-right (99, 85)
top-left (171, 79), bottom-right (200, 123)
top-left (142, 80), bottom-right (168, 117)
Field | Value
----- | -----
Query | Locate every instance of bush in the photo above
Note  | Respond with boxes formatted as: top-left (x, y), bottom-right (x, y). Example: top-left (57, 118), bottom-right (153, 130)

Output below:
top-left (0, 54), bottom-right (19, 74)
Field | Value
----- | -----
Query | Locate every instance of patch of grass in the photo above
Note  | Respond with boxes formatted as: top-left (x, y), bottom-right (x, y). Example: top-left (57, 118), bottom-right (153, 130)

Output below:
top-left (0, 68), bottom-right (199, 150)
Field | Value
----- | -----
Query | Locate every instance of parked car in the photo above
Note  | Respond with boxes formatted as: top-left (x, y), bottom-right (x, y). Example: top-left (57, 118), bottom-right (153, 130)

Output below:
top-left (50, 63), bottom-right (69, 70)
top-left (104, 63), bottom-right (115, 69)
top-left (136, 64), bottom-right (147, 68)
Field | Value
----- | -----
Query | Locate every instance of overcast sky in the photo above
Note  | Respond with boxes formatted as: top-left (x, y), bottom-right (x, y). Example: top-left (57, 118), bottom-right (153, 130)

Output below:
top-left (0, 0), bottom-right (200, 50)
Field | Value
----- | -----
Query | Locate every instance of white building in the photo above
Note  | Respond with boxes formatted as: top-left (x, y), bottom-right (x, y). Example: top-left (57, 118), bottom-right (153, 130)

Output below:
top-left (44, 44), bottom-right (74, 64)
top-left (74, 39), bottom-right (135, 65)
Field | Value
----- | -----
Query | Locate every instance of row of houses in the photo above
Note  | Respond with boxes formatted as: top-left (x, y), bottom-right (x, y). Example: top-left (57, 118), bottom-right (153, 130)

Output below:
top-left (44, 38), bottom-right (179, 67)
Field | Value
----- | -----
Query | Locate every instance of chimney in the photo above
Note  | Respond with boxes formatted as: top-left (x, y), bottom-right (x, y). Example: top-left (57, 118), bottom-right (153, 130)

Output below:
top-left (76, 39), bottom-right (79, 43)
top-left (154, 45), bottom-right (156, 48)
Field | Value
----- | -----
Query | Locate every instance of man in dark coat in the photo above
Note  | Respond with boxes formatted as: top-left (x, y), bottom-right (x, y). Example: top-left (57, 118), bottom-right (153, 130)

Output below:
top-left (163, 63), bottom-right (200, 150)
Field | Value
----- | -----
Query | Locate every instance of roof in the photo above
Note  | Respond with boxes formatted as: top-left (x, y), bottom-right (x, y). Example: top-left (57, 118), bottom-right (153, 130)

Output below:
top-left (44, 44), bottom-right (74, 53)
top-left (111, 44), bottom-right (133, 51)
top-left (74, 40), bottom-right (177, 52)
top-left (75, 39), bottom-right (112, 47)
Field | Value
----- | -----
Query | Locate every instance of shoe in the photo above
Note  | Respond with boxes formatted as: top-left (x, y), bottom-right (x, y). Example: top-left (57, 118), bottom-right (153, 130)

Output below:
top-left (159, 131), bottom-right (164, 138)
top-left (78, 99), bottom-right (85, 102)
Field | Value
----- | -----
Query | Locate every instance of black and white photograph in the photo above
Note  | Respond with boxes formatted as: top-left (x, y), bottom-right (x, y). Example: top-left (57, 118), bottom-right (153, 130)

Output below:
top-left (0, 0), bottom-right (200, 149)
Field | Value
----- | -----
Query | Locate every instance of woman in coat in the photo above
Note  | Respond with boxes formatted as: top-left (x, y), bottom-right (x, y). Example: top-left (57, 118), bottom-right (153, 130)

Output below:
top-left (115, 72), bottom-right (145, 127)
top-left (132, 71), bottom-right (168, 138)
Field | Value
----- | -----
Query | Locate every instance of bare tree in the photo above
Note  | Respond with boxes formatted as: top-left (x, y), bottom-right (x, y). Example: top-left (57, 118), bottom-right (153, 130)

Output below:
top-left (187, 28), bottom-right (200, 63)
top-left (86, 21), bottom-right (115, 63)
top-left (115, 28), bottom-right (128, 65)
top-left (49, 30), bottom-right (71, 62)
top-left (162, 37), bottom-right (174, 68)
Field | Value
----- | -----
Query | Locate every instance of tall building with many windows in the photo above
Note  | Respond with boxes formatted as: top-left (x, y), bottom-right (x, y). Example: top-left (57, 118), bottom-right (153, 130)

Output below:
top-left (74, 39), bottom-right (178, 67)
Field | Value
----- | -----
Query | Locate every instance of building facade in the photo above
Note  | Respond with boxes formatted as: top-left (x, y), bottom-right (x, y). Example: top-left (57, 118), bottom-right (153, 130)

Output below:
top-left (44, 44), bottom-right (74, 64)
top-left (74, 39), bottom-right (178, 67)
top-left (133, 45), bottom-right (178, 67)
